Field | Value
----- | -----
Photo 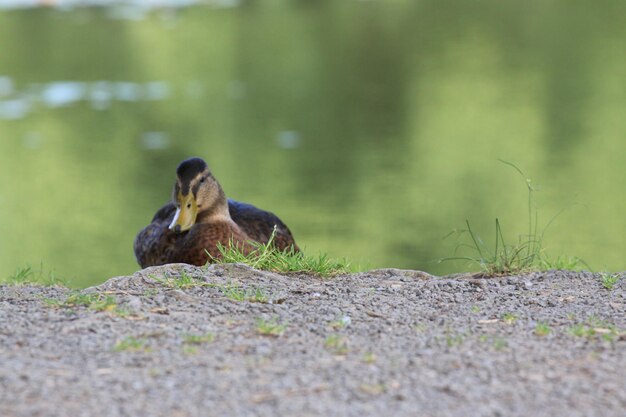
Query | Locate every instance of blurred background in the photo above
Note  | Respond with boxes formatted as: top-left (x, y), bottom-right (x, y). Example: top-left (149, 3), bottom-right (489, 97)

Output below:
top-left (0, 0), bottom-right (624, 286)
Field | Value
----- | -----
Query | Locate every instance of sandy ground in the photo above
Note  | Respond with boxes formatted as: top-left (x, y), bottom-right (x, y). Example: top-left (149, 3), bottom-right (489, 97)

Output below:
top-left (1, 264), bottom-right (625, 417)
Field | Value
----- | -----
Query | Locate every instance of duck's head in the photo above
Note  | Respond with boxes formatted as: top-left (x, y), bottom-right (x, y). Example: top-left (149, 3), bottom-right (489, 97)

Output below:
top-left (168, 157), bottom-right (227, 233)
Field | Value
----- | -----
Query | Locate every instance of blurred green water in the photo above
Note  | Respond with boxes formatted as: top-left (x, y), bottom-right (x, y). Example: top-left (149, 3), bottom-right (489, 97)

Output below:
top-left (0, 1), bottom-right (625, 286)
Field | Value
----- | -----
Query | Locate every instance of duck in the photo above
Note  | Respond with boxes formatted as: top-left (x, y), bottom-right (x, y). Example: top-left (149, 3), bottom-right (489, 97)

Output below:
top-left (134, 157), bottom-right (299, 268)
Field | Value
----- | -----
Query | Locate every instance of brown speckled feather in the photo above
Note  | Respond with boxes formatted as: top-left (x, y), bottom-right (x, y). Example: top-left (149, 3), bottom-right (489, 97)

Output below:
top-left (134, 199), bottom-right (299, 268)
top-left (171, 221), bottom-right (255, 265)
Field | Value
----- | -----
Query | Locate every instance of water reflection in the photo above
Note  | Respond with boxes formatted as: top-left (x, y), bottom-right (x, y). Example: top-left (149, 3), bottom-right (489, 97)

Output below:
top-left (0, 98), bottom-right (30, 119)
top-left (22, 132), bottom-right (44, 149)
top-left (140, 132), bottom-right (171, 150)
top-left (0, 1), bottom-right (625, 286)
top-left (41, 81), bottom-right (86, 107)
top-left (0, 76), bottom-right (13, 95)
top-left (0, 0), bottom-right (218, 12)
top-left (0, 78), bottom-right (173, 118)
top-left (276, 131), bottom-right (301, 150)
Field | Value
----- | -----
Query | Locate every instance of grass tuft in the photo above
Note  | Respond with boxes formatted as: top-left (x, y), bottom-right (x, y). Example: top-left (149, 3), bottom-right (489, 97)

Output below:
top-left (45, 292), bottom-right (116, 312)
top-left (329, 315), bottom-right (352, 330)
top-left (492, 337), bottom-right (508, 350)
top-left (210, 227), bottom-right (351, 277)
top-left (568, 321), bottom-right (623, 342)
top-left (362, 352), bottom-right (377, 364)
top-left (219, 283), bottom-right (270, 303)
top-left (600, 272), bottom-right (621, 290)
top-left (153, 272), bottom-right (273, 304)
top-left (534, 322), bottom-right (552, 337)
top-left (444, 330), bottom-right (464, 348)
top-left (183, 333), bottom-right (215, 345)
top-left (153, 270), bottom-right (205, 289)
top-left (256, 317), bottom-right (287, 337)
top-left (537, 255), bottom-right (587, 271)
top-left (442, 161), bottom-right (584, 275)
top-left (5, 263), bottom-right (67, 286)
top-left (44, 291), bottom-right (141, 318)
top-left (502, 312), bottom-right (518, 324)
top-left (324, 333), bottom-right (349, 355)
top-left (114, 336), bottom-right (149, 352)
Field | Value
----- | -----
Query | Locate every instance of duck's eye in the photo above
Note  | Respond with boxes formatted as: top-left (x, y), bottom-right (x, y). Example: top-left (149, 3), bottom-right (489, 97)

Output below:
top-left (200, 177), bottom-right (205, 183)
top-left (187, 203), bottom-right (191, 209)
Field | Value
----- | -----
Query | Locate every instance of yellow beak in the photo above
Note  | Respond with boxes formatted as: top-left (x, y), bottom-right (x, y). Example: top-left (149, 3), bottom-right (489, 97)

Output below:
top-left (168, 194), bottom-right (197, 232)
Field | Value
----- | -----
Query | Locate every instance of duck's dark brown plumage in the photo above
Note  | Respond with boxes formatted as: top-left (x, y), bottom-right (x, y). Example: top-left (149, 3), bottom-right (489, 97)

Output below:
top-left (134, 158), bottom-right (299, 268)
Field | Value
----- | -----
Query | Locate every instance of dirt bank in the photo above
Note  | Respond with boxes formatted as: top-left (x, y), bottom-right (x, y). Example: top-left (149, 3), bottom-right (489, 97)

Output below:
top-left (1, 264), bottom-right (624, 417)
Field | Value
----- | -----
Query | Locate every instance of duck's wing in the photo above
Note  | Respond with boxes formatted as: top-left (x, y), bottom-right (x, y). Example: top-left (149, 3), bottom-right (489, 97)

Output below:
top-left (228, 199), bottom-right (300, 252)
top-left (151, 201), bottom-right (176, 222)
top-left (134, 202), bottom-right (181, 268)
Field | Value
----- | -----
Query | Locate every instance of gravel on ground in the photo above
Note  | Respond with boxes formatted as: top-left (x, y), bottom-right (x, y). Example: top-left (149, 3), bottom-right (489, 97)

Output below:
top-left (1, 264), bottom-right (625, 417)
